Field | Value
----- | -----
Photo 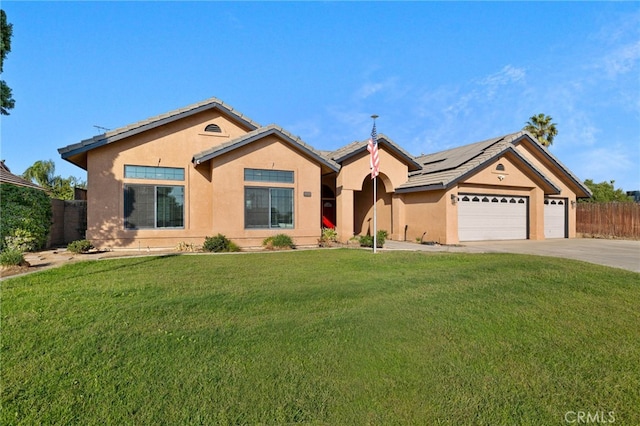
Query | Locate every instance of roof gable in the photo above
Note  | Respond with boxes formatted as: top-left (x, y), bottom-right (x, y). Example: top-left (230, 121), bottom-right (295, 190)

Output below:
top-left (513, 131), bottom-right (592, 198)
top-left (397, 131), bottom-right (562, 193)
top-left (192, 124), bottom-right (340, 173)
top-left (329, 134), bottom-right (421, 171)
top-left (58, 97), bottom-right (261, 170)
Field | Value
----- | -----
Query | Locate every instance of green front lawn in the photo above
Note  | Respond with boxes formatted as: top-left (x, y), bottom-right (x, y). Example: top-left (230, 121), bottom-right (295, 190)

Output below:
top-left (2, 250), bottom-right (639, 424)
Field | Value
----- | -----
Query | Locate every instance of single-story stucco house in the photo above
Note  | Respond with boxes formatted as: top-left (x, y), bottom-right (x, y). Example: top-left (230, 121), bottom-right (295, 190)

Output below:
top-left (58, 97), bottom-right (592, 250)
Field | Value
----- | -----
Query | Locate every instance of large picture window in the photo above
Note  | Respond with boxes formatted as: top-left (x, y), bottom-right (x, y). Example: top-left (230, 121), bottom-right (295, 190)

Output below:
top-left (124, 185), bottom-right (184, 229)
top-left (245, 187), bottom-right (294, 229)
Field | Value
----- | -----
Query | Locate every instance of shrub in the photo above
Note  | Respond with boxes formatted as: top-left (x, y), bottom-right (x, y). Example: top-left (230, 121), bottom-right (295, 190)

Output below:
top-left (0, 248), bottom-right (25, 267)
top-left (175, 241), bottom-right (198, 252)
top-left (0, 184), bottom-right (52, 252)
top-left (203, 234), bottom-right (240, 253)
top-left (377, 229), bottom-right (388, 247)
top-left (67, 239), bottom-right (94, 254)
top-left (358, 234), bottom-right (374, 248)
top-left (4, 228), bottom-right (40, 252)
top-left (359, 230), bottom-right (388, 248)
top-left (319, 227), bottom-right (339, 247)
top-left (263, 234), bottom-right (295, 250)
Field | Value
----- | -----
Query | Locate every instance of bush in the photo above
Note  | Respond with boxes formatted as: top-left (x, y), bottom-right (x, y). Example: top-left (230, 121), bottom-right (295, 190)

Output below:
top-left (377, 229), bottom-right (389, 246)
top-left (203, 234), bottom-right (240, 253)
top-left (175, 241), bottom-right (198, 252)
top-left (0, 184), bottom-right (52, 252)
top-left (4, 228), bottom-right (40, 252)
top-left (319, 227), bottom-right (339, 247)
top-left (0, 248), bottom-right (25, 267)
top-left (263, 234), bottom-right (295, 250)
top-left (67, 239), bottom-right (94, 254)
top-left (359, 230), bottom-right (388, 248)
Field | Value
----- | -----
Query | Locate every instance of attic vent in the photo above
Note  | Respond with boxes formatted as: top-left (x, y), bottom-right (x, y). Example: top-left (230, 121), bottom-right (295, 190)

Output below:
top-left (204, 124), bottom-right (222, 133)
top-left (496, 163), bottom-right (505, 171)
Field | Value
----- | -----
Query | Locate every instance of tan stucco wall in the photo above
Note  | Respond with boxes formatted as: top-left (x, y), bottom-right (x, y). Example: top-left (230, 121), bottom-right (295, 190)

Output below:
top-left (86, 110), bottom-right (267, 249)
top-left (400, 151), bottom-right (578, 245)
top-left (401, 190), bottom-right (449, 244)
top-left (335, 146), bottom-right (409, 242)
top-left (455, 155), bottom-right (545, 242)
top-left (514, 143), bottom-right (580, 237)
top-left (207, 135), bottom-right (323, 247)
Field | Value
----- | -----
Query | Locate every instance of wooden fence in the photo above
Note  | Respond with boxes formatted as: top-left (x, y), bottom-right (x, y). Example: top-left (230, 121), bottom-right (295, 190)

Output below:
top-left (577, 202), bottom-right (640, 239)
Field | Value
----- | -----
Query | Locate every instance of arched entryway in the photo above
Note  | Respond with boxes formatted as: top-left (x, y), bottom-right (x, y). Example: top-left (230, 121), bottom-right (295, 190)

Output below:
top-left (353, 174), bottom-right (392, 236)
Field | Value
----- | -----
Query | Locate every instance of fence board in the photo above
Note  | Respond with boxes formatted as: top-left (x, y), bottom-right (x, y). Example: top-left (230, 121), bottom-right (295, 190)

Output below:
top-left (577, 202), bottom-right (640, 239)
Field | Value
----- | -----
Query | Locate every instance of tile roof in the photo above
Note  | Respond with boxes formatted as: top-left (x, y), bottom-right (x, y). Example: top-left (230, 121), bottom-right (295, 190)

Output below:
top-left (396, 131), bottom-right (567, 194)
top-left (328, 134), bottom-right (422, 171)
top-left (0, 161), bottom-right (47, 191)
top-left (58, 96), bottom-right (261, 166)
top-left (192, 124), bottom-right (340, 172)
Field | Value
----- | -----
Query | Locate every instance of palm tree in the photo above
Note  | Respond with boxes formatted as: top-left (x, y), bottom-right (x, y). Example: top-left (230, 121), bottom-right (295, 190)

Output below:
top-left (524, 113), bottom-right (558, 147)
top-left (22, 159), bottom-right (56, 188)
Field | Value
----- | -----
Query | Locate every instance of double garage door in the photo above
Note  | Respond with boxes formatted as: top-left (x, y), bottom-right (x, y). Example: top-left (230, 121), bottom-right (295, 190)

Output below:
top-left (458, 194), bottom-right (528, 241)
top-left (458, 194), bottom-right (567, 241)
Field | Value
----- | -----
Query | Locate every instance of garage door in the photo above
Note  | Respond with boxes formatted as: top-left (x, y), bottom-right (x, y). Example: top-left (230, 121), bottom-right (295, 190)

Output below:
top-left (544, 198), bottom-right (566, 238)
top-left (458, 194), bottom-right (528, 241)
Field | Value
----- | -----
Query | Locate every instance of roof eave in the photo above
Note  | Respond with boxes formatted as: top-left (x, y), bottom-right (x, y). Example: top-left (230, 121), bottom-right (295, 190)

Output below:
top-left (58, 98), bottom-right (261, 160)
top-left (193, 126), bottom-right (340, 173)
top-left (395, 182), bottom-right (447, 194)
top-left (512, 133), bottom-right (592, 197)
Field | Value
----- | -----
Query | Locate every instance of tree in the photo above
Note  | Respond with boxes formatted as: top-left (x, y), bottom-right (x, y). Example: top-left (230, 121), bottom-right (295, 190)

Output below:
top-left (22, 160), bottom-right (86, 200)
top-left (1, 9), bottom-right (15, 115)
top-left (524, 113), bottom-right (558, 147)
top-left (581, 179), bottom-right (632, 203)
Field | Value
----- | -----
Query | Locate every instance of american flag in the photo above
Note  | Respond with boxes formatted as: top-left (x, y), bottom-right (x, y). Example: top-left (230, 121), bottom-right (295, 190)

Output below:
top-left (367, 122), bottom-right (380, 179)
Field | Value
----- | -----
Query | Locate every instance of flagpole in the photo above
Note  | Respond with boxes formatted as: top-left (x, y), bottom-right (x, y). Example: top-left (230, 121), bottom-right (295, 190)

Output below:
top-left (373, 173), bottom-right (377, 254)
top-left (371, 114), bottom-right (379, 254)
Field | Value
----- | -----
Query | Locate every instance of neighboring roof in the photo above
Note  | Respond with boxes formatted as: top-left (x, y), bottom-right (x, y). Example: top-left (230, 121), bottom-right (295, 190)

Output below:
top-left (328, 134), bottom-right (422, 172)
top-left (0, 161), bottom-right (47, 191)
top-left (396, 131), bottom-right (565, 194)
top-left (192, 124), bottom-right (341, 173)
top-left (58, 96), bottom-right (262, 170)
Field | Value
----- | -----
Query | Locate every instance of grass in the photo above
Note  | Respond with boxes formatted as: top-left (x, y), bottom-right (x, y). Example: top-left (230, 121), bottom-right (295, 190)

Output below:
top-left (1, 249), bottom-right (639, 425)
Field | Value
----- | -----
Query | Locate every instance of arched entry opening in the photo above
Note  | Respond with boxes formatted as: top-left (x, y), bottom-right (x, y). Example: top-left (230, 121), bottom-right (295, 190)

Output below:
top-left (353, 174), bottom-right (392, 236)
top-left (321, 184), bottom-right (336, 228)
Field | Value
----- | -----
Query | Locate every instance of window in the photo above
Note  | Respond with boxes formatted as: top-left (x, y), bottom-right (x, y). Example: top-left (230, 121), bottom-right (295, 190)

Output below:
top-left (244, 168), bottom-right (294, 183)
top-left (204, 124), bottom-right (222, 133)
top-left (124, 184), bottom-right (184, 229)
top-left (496, 163), bottom-right (505, 172)
top-left (245, 187), bottom-right (294, 229)
top-left (124, 165), bottom-right (184, 181)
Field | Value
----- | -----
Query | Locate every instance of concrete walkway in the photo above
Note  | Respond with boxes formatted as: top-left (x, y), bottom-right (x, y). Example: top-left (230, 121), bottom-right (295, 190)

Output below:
top-left (383, 239), bottom-right (640, 273)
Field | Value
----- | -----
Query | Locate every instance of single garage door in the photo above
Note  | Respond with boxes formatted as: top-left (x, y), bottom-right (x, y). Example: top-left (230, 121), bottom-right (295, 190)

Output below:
top-left (544, 198), bottom-right (567, 238)
top-left (458, 194), bottom-right (528, 241)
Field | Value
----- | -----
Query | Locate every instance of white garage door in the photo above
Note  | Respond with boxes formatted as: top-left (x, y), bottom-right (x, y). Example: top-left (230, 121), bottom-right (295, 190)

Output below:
top-left (458, 194), bottom-right (528, 241)
top-left (544, 198), bottom-right (567, 238)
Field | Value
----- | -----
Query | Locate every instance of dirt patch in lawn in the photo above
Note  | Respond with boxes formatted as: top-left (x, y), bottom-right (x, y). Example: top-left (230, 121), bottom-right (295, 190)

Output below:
top-left (1, 248), bottom-right (178, 279)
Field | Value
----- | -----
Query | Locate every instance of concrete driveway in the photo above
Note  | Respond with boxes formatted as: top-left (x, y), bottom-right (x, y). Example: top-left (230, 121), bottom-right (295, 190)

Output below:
top-left (384, 239), bottom-right (640, 273)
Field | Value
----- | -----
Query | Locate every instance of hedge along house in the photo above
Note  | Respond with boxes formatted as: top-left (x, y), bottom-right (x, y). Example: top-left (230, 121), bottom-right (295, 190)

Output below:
top-left (58, 97), bottom-right (591, 250)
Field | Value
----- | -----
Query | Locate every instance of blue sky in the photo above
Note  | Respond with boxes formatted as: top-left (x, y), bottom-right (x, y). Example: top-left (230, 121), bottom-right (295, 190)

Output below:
top-left (2, 1), bottom-right (639, 192)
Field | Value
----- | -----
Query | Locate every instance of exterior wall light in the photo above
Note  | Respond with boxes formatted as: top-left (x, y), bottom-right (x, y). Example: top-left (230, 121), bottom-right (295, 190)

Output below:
top-left (451, 194), bottom-right (458, 204)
